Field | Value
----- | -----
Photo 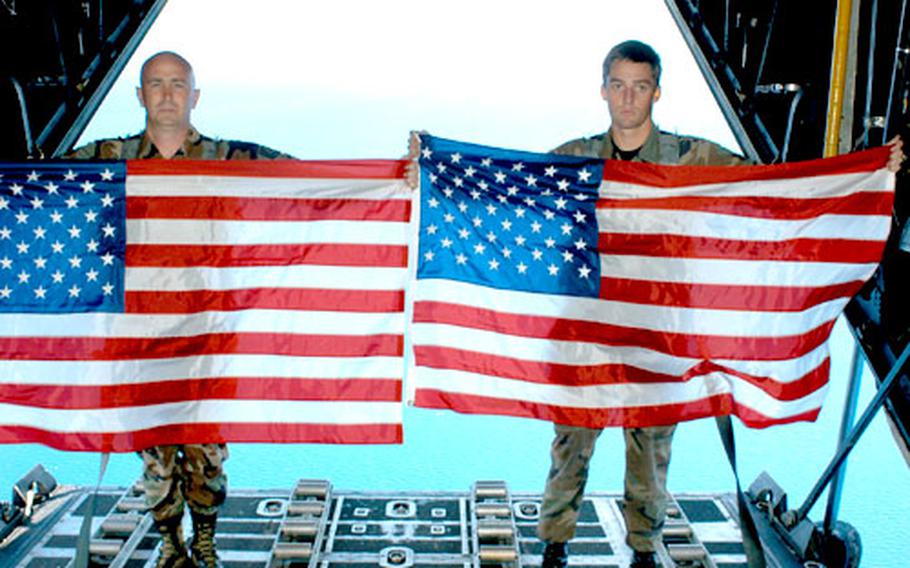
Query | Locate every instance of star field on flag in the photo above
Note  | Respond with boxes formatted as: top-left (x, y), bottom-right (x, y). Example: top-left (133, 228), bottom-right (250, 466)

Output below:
top-left (417, 137), bottom-right (604, 298)
top-left (0, 162), bottom-right (126, 313)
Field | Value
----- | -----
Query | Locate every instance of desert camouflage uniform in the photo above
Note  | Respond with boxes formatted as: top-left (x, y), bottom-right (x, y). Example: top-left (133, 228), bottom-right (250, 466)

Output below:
top-left (69, 126), bottom-right (291, 521)
top-left (549, 127), bottom-right (749, 166)
top-left (538, 126), bottom-right (748, 552)
top-left (67, 126), bottom-right (291, 161)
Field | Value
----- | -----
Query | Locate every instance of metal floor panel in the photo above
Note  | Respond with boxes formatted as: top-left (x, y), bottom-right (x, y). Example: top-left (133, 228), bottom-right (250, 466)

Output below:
top-left (0, 481), bottom-right (752, 568)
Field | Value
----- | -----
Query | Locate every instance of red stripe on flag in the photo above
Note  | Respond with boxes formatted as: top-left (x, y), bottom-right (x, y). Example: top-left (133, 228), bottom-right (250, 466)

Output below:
top-left (126, 288), bottom-right (404, 314)
top-left (413, 345), bottom-right (829, 400)
top-left (0, 422), bottom-right (403, 452)
top-left (599, 146), bottom-right (889, 186)
top-left (598, 276), bottom-right (863, 311)
top-left (127, 158), bottom-right (409, 179)
top-left (413, 389), bottom-right (822, 430)
top-left (0, 378), bottom-right (402, 409)
top-left (680, 358), bottom-right (830, 401)
top-left (0, 333), bottom-right (403, 360)
top-left (127, 196), bottom-right (410, 222)
top-left (596, 193), bottom-right (892, 219)
top-left (598, 234), bottom-right (886, 263)
top-left (412, 301), bottom-right (835, 360)
top-left (414, 345), bottom-right (679, 385)
top-left (126, 243), bottom-right (408, 267)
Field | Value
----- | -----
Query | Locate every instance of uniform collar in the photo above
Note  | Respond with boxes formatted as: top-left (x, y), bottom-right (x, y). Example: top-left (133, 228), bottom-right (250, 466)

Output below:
top-left (137, 126), bottom-right (202, 159)
top-left (604, 125), bottom-right (661, 162)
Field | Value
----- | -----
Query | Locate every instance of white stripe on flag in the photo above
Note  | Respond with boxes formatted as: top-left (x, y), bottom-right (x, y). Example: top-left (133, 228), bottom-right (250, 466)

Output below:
top-left (598, 255), bottom-right (878, 286)
top-left (414, 279), bottom-right (849, 336)
top-left (127, 265), bottom-right (406, 291)
top-left (2, 310), bottom-right (403, 337)
top-left (599, 169), bottom-right (891, 199)
top-left (414, 367), bottom-right (828, 419)
top-left (128, 175), bottom-right (411, 199)
top-left (0, 355), bottom-right (404, 385)
top-left (0, 400), bottom-right (404, 432)
top-left (411, 322), bottom-right (830, 384)
top-left (597, 209), bottom-right (890, 241)
top-left (128, 219), bottom-right (409, 245)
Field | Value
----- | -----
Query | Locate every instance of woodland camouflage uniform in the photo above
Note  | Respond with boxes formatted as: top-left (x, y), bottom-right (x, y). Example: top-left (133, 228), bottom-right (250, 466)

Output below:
top-left (68, 126), bottom-right (290, 522)
top-left (538, 126), bottom-right (748, 553)
top-left (67, 126), bottom-right (291, 161)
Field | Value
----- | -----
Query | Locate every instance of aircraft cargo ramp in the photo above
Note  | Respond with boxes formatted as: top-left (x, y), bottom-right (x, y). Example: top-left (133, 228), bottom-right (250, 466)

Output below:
top-left (1, 479), bottom-right (757, 568)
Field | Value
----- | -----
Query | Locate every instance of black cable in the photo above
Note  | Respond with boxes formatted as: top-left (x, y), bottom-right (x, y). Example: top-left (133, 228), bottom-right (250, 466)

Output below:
top-left (884, 0), bottom-right (910, 142)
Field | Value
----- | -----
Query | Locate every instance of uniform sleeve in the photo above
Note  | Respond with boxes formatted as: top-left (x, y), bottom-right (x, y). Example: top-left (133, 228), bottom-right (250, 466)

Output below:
top-left (223, 140), bottom-right (295, 160)
top-left (550, 136), bottom-right (604, 158)
top-left (550, 140), bottom-right (579, 156)
top-left (255, 145), bottom-right (295, 160)
top-left (63, 139), bottom-right (129, 160)
top-left (678, 137), bottom-right (752, 166)
top-left (64, 142), bottom-right (100, 159)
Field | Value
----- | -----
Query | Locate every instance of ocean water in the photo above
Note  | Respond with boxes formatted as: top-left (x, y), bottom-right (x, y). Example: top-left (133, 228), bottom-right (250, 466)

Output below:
top-left (2, 318), bottom-right (908, 566)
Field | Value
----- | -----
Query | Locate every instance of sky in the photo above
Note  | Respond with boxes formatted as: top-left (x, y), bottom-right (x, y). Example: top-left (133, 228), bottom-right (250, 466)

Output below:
top-left (7, 0), bottom-right (908, 565)
top-left (77, 0), bottom-right (741, 158)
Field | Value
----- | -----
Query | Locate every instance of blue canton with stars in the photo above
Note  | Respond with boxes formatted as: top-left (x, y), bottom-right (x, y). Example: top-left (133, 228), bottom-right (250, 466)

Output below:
top-left (0, 161), bottom-right (126, 313)
top-left (417, 136), bottom-right (604, 298)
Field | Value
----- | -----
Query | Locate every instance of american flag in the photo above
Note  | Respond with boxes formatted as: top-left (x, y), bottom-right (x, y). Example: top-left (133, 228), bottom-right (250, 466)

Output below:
top-left (409, 135), bottom-right (894, 429)
top-left (0, 159), bottom-right (410, 451)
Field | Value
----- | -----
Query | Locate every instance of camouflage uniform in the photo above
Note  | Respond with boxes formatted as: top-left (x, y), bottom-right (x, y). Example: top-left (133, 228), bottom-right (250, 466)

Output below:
top-left (67, 126), bottom-right (291, 161)
top-left (69, 126), bottom-right (291, 521)
top-left (548, 126), bottom-right (749, 166)
top-left (538, 126), bottom-right (748, 552)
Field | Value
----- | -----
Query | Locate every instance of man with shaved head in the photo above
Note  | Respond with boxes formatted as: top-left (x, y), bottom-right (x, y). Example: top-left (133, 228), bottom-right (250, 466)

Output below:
top-left (69, 50), bottom-right (291, 568)
top-left (71, 51), bottom-right (288, 161)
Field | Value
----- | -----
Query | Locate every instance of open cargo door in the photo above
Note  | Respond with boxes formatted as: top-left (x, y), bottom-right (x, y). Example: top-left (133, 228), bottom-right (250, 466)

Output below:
top-left (665, 0), bottom-right (910, 465)
top-left (0, 0), bottom-right (167, 160)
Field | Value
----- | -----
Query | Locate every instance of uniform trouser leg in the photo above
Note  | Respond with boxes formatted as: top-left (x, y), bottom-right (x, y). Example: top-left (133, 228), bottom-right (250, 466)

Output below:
top-left (537, 424), bottom-right (602, 543)
top-left (622, 425), bottom-right (676, 552)
top-left (140, 445), bottom-right (184, 522)
top-left (139, 444), bottom-right (229, 522)
top-left (181, 443), bottom-right (229, 516)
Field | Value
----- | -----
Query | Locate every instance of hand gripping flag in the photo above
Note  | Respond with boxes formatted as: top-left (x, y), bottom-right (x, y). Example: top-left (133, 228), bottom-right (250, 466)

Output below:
top-left (0, 159), bottom-right (410, 451)
top-left (409, 135), bottom-right (894, 429)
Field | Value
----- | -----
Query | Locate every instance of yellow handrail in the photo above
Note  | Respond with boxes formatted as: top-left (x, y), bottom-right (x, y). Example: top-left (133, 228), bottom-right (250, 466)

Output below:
top-left (824, 0), bottom-right (853, 157)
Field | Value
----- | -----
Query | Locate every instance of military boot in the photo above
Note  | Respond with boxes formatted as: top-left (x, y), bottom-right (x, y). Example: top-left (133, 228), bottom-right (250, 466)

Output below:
top-left (542, 541), bottom-right (569, 568)
top-left (189, 511), bottom-right (223, 568)
top-left (154, 515), bottom-right (190, 568)
top-left (630, 550), bottom-right (659, 568)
